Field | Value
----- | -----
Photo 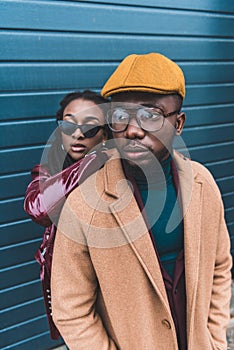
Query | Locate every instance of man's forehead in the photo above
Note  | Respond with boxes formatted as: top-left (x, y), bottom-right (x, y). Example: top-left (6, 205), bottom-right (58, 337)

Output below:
top-left (110, 92), bottom-right (178, 107)
top-left (111, 91), bottom-right (158, 101)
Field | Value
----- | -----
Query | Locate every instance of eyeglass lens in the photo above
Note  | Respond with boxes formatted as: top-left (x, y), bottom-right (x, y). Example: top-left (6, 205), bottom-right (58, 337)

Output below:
top-left (108, 107), bottom-right (164, 132)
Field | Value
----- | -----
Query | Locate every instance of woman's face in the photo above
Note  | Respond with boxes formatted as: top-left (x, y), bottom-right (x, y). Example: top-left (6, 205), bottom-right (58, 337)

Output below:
top-left (61, 99), bottom-right (107, 161)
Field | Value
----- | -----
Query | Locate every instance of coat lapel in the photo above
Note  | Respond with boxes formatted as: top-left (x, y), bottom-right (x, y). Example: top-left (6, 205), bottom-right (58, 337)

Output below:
top-left (174, 152), bottom-right (203, 336)
top-left (104, 152), bottom-right (203, 321)
top-left (104, 155), bottom-right (170, 309)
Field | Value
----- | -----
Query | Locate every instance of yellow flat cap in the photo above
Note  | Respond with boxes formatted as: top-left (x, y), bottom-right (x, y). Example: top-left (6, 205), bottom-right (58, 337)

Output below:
top-left (101, 52), bottom-right (185, 99)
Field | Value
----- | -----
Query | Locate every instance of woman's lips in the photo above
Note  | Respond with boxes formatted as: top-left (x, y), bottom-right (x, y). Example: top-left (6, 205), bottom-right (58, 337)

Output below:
top-left (70, 143), bottom-right (87, 152)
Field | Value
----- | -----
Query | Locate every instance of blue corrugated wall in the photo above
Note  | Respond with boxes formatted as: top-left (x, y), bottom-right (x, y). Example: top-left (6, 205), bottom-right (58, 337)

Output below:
top-left (0, 1), bottom-right (234, 349)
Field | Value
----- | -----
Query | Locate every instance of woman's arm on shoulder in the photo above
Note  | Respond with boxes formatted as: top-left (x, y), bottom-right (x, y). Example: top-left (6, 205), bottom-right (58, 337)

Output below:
top-left (24, 151), bottom-right (109, 227)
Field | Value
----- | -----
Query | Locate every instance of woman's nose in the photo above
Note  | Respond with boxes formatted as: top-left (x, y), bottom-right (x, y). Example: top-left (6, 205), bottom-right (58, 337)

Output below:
top-left (71, 127), bottom-right (85, 139)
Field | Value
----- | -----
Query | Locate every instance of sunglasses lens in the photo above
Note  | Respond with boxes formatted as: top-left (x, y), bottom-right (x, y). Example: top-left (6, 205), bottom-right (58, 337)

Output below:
top-left (83, 125), bottom-right (100, 138)
top-left (58, 121), bottom-right (76, 135)
top-left (58, 121), bottom-right (101, 138)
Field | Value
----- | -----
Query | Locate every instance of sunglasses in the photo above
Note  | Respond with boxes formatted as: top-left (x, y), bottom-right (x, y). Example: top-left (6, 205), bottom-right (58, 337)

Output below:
top-left (57, 120), bottom-right (104, 138)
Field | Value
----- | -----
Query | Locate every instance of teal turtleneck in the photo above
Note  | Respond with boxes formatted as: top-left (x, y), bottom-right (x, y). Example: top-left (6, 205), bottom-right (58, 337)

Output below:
top-left (126, 155), bottom-right (184, 279)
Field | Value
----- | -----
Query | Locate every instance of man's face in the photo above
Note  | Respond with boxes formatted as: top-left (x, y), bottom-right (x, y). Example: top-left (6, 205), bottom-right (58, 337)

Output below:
top-left (110, 92), bottom-right (185, 167)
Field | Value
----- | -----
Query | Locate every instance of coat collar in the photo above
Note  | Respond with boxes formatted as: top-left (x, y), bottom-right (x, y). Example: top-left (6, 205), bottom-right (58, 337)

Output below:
top-left (174, 152), bottom-right (203, 335)
top-left (103, 150), bottom-right (203, 322)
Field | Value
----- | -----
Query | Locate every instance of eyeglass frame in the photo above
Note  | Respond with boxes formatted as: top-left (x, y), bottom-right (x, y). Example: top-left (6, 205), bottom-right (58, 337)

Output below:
top-left (57, 120), bottom-right (105, 138)
top-left (106, 104), bottom-right (181, 133)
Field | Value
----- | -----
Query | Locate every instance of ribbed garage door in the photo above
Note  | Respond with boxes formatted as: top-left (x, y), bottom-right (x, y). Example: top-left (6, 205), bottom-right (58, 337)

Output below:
top-left (0, 1), bottom-right (233, 349)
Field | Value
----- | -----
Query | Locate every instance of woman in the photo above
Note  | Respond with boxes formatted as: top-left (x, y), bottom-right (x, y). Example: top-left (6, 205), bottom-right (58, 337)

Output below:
top-left (24, 90), bottom-right (110, 339)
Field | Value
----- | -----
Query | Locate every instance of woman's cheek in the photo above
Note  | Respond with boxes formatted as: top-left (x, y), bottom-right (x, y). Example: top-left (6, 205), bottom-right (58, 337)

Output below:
top-left (61, 133), bottom-right (72, 153)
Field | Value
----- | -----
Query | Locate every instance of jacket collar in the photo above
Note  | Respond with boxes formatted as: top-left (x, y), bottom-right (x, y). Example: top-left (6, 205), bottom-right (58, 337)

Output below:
top-left (103, 150), bottom-right (202, 324)
top-left (104, 149), bottom-right (196, 201)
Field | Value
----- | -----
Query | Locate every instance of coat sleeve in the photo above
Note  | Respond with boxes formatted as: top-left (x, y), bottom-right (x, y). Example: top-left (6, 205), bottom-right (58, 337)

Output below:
top-left (208, 199), bottom-right (232, 349)
top-left (24, 151), bottom-right (109, 227)
top-left (51, 229), bottom-right (118, 350)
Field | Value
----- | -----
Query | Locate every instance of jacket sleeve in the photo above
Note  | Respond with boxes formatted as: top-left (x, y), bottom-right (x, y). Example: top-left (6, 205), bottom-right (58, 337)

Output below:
top-left (51, 229), bottom-right (118, 350)
top-left (24, 151), bottom-right (109, 227)
top-left (208, 199), bottom-right (232, 350)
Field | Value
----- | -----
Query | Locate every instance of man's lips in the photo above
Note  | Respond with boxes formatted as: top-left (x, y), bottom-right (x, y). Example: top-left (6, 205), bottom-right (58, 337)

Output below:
top-left (123, 141), bottom-right (149, 153)
top-left (122, 142), bottom-right (150, 159)
top-left (70, 143), bottom-right (87, 152)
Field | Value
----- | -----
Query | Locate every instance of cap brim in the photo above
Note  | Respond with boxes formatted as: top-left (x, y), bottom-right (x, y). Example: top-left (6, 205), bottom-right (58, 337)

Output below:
top-left (102, 85), bottom-right (183, 98)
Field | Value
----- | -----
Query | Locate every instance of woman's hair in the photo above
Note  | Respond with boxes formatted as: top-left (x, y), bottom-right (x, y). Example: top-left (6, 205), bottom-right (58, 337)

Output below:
top-left (56, 90), bottom-right (108, 121)
top-left (47, 90), bottom-right (109, 175)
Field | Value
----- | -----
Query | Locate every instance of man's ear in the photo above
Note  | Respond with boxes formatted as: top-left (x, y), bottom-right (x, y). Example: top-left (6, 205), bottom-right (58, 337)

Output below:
top-left (175, 112), bottom-right (186, 135)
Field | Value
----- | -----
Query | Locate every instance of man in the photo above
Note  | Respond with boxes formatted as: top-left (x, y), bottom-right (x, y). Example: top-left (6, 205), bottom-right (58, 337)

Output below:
top-left (51, 53), bottom-right (232, 349)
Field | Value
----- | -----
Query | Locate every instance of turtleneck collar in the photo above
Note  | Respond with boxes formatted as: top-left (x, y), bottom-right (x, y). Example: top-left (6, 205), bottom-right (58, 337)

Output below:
top-left (123, 154), bottom-right (172, 189)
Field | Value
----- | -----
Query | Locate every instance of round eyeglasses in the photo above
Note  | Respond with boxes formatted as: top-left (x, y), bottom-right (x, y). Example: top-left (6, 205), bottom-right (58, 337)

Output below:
top-left (106, 105), bottom-right (180, 133)
top-left (57, 120), bottom-right (104, 138)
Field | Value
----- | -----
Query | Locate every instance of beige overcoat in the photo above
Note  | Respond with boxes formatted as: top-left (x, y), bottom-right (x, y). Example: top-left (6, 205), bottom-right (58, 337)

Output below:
top-left (51, 151), bottom-right (232, 350)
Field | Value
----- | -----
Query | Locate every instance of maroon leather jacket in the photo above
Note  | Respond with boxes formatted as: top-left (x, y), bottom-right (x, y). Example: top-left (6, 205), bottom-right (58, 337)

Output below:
top-left (24, 151), bottom-right (109, 339)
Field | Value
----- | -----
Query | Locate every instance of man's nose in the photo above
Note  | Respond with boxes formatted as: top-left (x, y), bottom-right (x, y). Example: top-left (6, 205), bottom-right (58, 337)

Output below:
top-left (125, 118), bottom-right (145, 139)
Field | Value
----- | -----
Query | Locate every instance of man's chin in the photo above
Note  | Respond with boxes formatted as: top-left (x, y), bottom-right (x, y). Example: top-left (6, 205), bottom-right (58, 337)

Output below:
top-left (120, 149), bottom-right (171, 169)
top-left (122, 154), bottom-right (155, 169)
